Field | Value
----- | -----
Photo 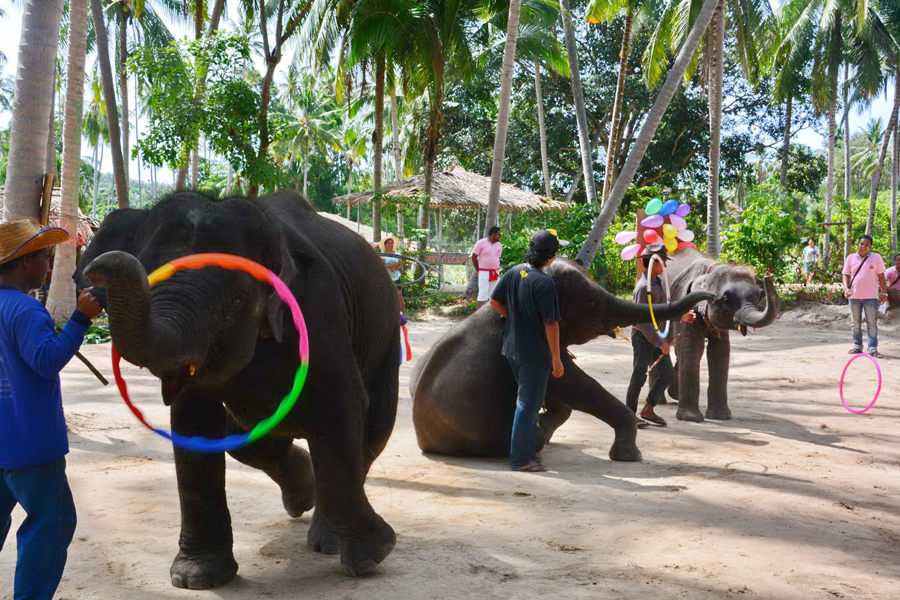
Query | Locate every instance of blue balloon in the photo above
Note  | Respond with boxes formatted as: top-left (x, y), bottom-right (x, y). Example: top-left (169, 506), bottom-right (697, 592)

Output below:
top-left (659, 199), bottom-right (679, 216)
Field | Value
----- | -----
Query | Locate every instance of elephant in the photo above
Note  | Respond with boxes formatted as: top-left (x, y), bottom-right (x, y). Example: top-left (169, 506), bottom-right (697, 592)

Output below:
top-left (77, 191), bottom-right (399, 589)
top-left (663, 248), bottom-right (780, 422)
top-left (410, 259), bottom-right (714, 462)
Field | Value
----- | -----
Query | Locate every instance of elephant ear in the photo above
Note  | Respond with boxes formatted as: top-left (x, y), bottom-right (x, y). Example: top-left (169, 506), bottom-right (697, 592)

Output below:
top-left (264, 237), bottom-right (299, 344)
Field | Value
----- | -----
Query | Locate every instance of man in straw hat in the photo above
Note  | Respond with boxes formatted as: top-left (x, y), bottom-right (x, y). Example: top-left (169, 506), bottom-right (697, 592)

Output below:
top-left (490, 229), bottom-right (567, 473)
top-left (0, 220), bottom-right (102, 600)
top-left (626, 244), bottom-right (696, 428)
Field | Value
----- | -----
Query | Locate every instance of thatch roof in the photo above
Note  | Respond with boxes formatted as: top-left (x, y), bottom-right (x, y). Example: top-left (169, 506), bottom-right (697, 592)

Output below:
top-left (0, 187), bottom-right (98, 247)
top-left (331, 167), bottom-right (567, 212)
top-left (318, 211), bottom-right (380, 243)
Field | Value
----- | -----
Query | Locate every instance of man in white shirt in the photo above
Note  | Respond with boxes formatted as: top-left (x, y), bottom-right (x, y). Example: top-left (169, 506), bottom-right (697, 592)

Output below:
top-left (802, 238), bottom-right (819, 284)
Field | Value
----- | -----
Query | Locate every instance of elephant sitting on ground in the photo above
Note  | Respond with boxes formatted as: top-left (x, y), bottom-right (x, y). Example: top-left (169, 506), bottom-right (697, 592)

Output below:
top-left (664, 248), bottom-right (780, 422)
top-left (410, 259), bottom-right (714, 462)
top-left (78, 192), bottom-right (399, 589)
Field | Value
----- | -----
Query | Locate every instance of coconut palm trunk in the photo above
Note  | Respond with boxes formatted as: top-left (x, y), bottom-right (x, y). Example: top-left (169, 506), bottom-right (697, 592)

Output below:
top-left (823, 99), bottom-right (836, 267)
top-left (780, 94), bottom-right (792, 186)
top-left (865, 66), bottom-right (900, 235)
top-left (560, 0), bottom-right (598, 205)
top-left (90, 0), bottom-right (128, 207)
top-left (2, 0), bottom-right (65, 223)
top-left (535, 59), bottom-right (552, 197)
top-left (93, 144), bottom-right (104, 216)
top-left (575, 0), bottom-right (720, 265)
top-left (419, 61), bottom-right (445, 258)
top-left (373, 55), bottom-right (385, 242)
top-left (303, 138), bottom-right (309, 197)
top-left (117, 17), bottom-right (129, 185)
top-left (706, 0), bottom-right (725, 258)
top-left (601, 6), bottom-right (634, 202)
top-left (46, 74), bottom-right (58, 179)
top-left (892, 123), bottom-right (898, 253)
top-left (391, 84), bottom-right (404, 236)
top-left (843, 64), bottom-right (851, 202)
top-left (47, 0), bottom-right (88, 323)
top-left (485, 0), bottom-right (523, 235)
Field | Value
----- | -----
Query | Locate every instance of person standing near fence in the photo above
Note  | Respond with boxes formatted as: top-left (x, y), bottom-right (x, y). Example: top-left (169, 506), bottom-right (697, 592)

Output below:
top-left (472, 226), bottom-right (502, 309)
top-left (842, 234), bottom-right (888, 358)
top-left (802, 238), bottom-right (820, 285)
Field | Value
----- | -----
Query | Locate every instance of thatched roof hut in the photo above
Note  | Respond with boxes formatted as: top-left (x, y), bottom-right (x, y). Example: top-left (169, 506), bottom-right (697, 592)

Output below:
top-left (318, 211), bottom-right (381, 242)
top-left (331, 167), bottom-right (566, 212)
top-left (0, 187), bottom-right (98, 247)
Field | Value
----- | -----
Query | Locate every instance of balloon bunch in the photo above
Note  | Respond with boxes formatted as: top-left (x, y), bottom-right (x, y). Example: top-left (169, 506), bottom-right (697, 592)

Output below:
top-left (615, 198), bottom-right (698, 261)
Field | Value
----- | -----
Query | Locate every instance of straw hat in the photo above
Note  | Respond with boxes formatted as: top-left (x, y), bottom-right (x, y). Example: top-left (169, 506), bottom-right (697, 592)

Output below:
top-left (0, 220), bottom-right (69, 267)
top-left (376, 235), bottom-right (400, 252)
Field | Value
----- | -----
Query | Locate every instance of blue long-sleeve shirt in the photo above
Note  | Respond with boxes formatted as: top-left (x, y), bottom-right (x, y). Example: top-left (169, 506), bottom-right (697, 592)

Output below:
top-left (0, 285), bottom-right (90, 469)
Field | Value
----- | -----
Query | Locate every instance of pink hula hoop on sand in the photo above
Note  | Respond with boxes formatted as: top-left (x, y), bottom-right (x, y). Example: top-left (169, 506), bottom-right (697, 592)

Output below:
top-left (839, 353), bottom-right (882, 414)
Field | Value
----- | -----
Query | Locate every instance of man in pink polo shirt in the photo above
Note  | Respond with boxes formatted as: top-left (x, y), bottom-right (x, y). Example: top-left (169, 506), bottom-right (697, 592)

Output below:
top-left (472, 226), bottom-right (502, 308)
top-left (842, 234), bottom-right (888, 357)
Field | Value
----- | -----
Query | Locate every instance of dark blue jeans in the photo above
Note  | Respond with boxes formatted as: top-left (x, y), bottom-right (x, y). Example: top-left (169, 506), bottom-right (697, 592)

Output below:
top-left (0, 457), bottom-right (77, 600)
top-left (849, 298), bottom-right (879, 352)
top-left (507, 357), bottom-right (551, 469)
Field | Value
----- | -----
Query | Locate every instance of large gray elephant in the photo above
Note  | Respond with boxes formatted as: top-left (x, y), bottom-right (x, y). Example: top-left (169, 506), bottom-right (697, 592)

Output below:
top-left (77, 192), bottom-right (399, 589)
top-left (410, 259), bottom-right (714, 462)
top-left (664, 248), bottom-right (780, 422)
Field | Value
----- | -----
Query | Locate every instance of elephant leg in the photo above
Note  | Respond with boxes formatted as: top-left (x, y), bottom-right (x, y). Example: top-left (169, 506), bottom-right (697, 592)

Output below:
top-left (675, 326), bottom-right (706, 423)
top-left (544, 358), bottom-right (641, 462)
top-left (169, 394), bottom-right (238, 590)
top-left (705, 334), bottom-right (732, 420)
top-left (362, 334), bottom-right (400, 473)
top-left (225, 414), bottom-right (316, 519)
top-left (307, 400), bottom-right (395, 576)
top-left (539, 395), bottom-right (572, 446)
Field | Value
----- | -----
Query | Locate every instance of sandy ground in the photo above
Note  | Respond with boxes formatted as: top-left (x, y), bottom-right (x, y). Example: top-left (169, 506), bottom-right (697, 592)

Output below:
top-left (2, 305), bottom-right (900, 600)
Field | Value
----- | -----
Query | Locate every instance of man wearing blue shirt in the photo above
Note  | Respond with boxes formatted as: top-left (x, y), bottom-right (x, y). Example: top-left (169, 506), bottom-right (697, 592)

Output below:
top-left (0, 220), bottom-right (101, 600)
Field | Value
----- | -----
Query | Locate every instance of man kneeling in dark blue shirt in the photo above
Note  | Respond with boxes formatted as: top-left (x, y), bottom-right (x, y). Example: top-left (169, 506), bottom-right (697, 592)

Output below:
top-left (0, 220), bottom-right (101, 600)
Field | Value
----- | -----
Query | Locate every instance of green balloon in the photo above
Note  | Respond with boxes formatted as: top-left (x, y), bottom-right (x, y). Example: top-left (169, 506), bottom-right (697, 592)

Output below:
top-left (645, 198), bottom-right (662, 215)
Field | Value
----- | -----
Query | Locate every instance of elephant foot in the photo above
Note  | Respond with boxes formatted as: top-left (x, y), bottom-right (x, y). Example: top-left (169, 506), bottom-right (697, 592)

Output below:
top-left (339, 513), bottom-right (396, 576)
top-left (170, 549), bottom-right (238, 590)
top-left (706, 406), bottom-right (732, 420)
top-left (281, 446), bottom-right (317, 518)
top-left (609, 439), bottom-right (642, 462)
top-left (676, 407), bottom-right (705, 423)
top-left (308, 512), bottom-right (341, 555)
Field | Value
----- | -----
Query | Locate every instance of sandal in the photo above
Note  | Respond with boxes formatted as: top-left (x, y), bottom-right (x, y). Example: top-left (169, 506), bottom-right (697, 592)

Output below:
top-left (640, 414), bottom-right (668, 427)
top-left (513, 461), bottom-right (548, 472)
top-left (636, 418), bottom-right (651, 429)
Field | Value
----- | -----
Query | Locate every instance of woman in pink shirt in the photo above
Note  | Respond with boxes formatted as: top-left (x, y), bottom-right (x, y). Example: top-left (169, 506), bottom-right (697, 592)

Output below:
top-left (885, 252), bottom-right (900, 305)
top-left (842, 234), bottom-right (888, 357)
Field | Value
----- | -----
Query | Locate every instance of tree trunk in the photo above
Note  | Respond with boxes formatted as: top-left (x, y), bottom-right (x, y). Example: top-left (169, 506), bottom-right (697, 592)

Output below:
top-left (843, 63), bottom-right (851, 202)
top-left (391, 80), bottom-right (402, 181)
top-left (3, 0), bottom-right (65, 222)
top-left (208, 0), bottom-right (225, 35)
top-left (780, 94), bottom-right (792, 186)
top-left (575, 0), bottom-right (720, 266)
top-left (892, 119), bottom-right (898, 254)
top-left (303, 138), bottom-right (309, 198)
top-left (535, 59), bottom-right (552, 197)
top-left (419, 66), bottom-right (444, 258)
top-left (47, 0), bottom-right (88, 323)
top-left (93, 143), bottom-right (103, 217)
top-left (118, 16), bottom-right (129, 185)
top-left (90, 0), bottom-right (128, 207)
top-left (823, 100), bottom-right (836, 267)
top-left (191, 145), bottom-right (199, 189)
top-left (865, 65), bottom-right (900, 235)
top-left (602, 6), bottom-right (633, 203)
top-left (559, 0), bottom-right (598, 205)
top-left (373, 55), bottom-right (385, 242)
top-left (706, 0), bottom-right (725, 258)
top-left (46, 73), bottom-right (58, 179)
top-left (485, 0), bottom-right (523, 235)
top-left (226, 162), bottom-right (233, 195)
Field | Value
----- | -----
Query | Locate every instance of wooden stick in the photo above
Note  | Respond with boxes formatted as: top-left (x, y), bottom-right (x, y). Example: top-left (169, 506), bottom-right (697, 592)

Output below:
top-left (74, 350), bottom-right (109, 385)
top-left (646, 332), bottom-right (682, 376)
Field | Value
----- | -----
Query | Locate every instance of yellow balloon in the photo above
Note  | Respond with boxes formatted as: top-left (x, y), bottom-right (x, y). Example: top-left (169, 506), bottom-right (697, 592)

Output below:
top-left (662, 224), bottom-right (677, 238)
top-left (665, 236), bottom-right (678, 253)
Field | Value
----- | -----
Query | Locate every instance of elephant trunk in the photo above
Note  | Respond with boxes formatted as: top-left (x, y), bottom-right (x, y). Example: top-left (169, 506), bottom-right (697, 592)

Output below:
top-left (83, 251), bottom-right (205, 371)
top-left (734, 276), bottom-right (779, 329)
top-left (609, 290), bottom-right (715, 328)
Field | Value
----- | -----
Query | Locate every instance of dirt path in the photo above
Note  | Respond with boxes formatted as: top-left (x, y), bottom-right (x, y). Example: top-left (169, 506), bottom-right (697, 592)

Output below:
top-left (2, 309), bottom-right (899, 600)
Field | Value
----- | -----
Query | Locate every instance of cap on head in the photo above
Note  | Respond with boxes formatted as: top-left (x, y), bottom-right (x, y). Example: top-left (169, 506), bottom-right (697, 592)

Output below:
top-left (530, 228), bottom-right (569, 254)
top-left (641, 243), bottom-right (672, 261)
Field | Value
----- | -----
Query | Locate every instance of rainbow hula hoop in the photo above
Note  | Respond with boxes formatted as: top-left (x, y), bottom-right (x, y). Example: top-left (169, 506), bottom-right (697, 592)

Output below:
top-left (646, 254), bottom-right (671, 337)
top-left (111, 253), bottom-right (310, 453)
top-left (839, 353), bottom-right (882, 414)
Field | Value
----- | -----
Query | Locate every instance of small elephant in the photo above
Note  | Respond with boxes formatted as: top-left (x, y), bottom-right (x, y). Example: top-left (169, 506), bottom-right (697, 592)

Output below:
top-left (78, 192), bottom-right (399, 589)
top-left (410, 259), bottom-right (714, 462)
top-left (664, 248), bottom-right (780, 422)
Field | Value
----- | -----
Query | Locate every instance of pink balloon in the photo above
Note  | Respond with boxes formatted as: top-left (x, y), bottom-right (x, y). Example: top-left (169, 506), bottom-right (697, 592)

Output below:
top-left (676, 241), bottom-right (697, 251)
top-left (615, 230), bottom-right (637, 245)
top-left (675, 203), bottom-right (691, 217)
top-left (643, 229), bottom-right (659, 244)
top-left (621, 243), bottom-right (642, 261)
top-left (669, 214), bottom-right (686, 231)
top-left (641, 214), bottom-right (664, 228)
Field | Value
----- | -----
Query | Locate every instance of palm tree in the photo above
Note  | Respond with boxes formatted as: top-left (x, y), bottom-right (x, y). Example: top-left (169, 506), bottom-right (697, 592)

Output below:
top-left (560, 0), bottom-right (598, 204)
top-left (576, 0), bottom-right (721, 266)
top-left (83, 69), bottom-right (110, 217)
top-left (3, 0), bottom-right (66, 223)
top-left (646, 0), bottom-right (772, 258)
top-left (851, 117), bottom-right (887, 178)
top-left (47, 0), bottom-right (89, 323)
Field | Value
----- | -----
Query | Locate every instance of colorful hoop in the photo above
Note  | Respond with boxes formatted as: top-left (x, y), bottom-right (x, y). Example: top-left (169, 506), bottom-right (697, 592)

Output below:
top-left (111, 253), bottom-right (310, 453)
top-left (839, 353), bottom-right (882, 414)
top-left (646, 254), bottom-right (671, 337)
